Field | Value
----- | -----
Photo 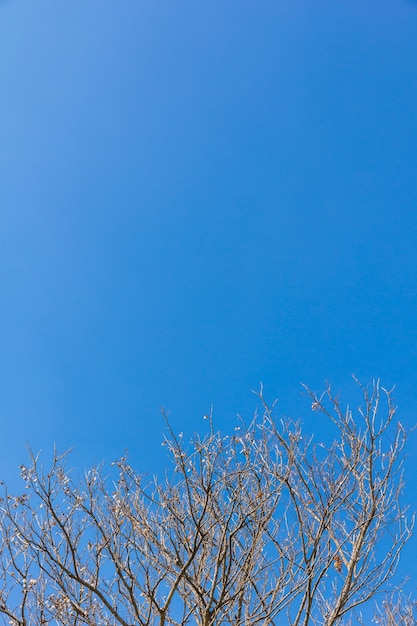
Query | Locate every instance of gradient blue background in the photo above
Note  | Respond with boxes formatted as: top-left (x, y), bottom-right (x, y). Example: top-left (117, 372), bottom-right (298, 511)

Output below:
top-left (1, 0), bottom-right (417, 609)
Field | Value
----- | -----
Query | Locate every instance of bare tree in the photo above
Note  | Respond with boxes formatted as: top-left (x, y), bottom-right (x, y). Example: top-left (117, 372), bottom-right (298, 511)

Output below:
top-left (0, 380), bottom-right (413, 625)
top-left (373, 594), bottom-right (417, 626)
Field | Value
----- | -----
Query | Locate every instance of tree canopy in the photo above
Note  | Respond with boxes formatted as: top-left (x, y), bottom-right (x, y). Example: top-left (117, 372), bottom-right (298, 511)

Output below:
top-left (0, 381), bottom-right (414, 625)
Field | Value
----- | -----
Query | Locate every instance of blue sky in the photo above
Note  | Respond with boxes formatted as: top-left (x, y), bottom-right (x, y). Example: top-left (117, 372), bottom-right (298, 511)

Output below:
top-left (1, 0), bottom-right (417, 600)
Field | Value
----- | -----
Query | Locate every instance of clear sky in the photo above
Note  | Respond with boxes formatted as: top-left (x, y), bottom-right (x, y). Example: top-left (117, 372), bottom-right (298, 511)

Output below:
top-left (1, 0), bottom-right (417, 604)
